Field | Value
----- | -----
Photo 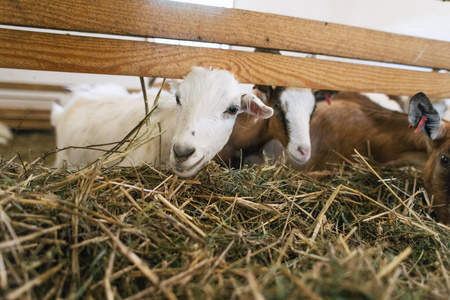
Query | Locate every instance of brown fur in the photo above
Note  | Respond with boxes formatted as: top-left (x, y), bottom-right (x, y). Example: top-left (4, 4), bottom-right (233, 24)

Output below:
top-left (423, 135), bottom-right (450, 223)
top-left (217, 95), bottom-right (289, 166)
top-left (301, 92), bottom-right (450, 223)
top-left (303, 92), bottom-right (430, 170)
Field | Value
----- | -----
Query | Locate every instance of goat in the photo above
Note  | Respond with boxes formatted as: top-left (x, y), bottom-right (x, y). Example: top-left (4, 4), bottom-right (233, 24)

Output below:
top-left (217, 85), bottom-right (315, 167)
top-left (299, 91), bottom-right (449, 224)
top-left (218, 47), bottom-right (315, 167)
top-left (51, 67), bottom-right (273, 177)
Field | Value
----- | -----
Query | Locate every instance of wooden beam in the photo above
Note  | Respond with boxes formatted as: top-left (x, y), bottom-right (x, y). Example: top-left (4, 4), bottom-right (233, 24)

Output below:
top-left (1, 0), bottom-right (449, 70)
top-left (0, 82), bottom-right (69, 92)
top-left (0, 82), bottom-right (139, 95)
top-left (0, 108), bottom-right (51, 119)
top-left (1, 119), bottom-right (52, 130)
top-left (1, 29), bottom-right (450, 98)
top-left (0, 108), bottom-right (52, 130)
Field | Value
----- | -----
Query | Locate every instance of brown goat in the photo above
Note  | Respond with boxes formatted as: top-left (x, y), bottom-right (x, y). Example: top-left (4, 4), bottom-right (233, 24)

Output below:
top-left (300, 91), bottom-right (449, 223)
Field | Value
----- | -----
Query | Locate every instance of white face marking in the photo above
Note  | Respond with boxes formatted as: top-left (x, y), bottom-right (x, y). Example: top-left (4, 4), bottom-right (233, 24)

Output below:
top-left (280, 88), bottom-right (315, 164)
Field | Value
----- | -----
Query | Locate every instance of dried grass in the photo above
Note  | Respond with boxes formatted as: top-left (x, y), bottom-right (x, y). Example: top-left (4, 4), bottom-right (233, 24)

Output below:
top-left (0, 149), bottom-right (449, 299)
top-left (1, 79), bottom-right (449, 298)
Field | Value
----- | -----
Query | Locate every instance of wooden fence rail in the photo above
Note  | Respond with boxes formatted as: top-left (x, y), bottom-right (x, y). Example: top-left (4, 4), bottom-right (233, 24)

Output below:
top-left (1, 0), bottom-right (450, 98)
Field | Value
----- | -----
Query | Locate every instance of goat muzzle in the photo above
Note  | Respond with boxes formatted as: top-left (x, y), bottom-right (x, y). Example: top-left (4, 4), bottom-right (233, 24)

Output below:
top-left (173, 144), bottom-right (196, 163)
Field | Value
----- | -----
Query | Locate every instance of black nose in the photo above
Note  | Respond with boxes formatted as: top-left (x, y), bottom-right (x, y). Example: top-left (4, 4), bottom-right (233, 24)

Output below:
top-left (173, 144), bottom-right (195, 163)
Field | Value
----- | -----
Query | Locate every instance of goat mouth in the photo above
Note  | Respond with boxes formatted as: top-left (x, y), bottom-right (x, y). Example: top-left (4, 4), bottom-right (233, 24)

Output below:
top-left (175, 156), bottom-right (206, 175)
top-left (288, 152), bottom-right (309, 165)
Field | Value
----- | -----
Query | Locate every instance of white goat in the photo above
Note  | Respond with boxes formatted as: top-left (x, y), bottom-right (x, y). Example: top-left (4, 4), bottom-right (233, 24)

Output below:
top-left (0, 122), bottom-right (12, 145)
top-left (51, 67), bottom-right (273, 177)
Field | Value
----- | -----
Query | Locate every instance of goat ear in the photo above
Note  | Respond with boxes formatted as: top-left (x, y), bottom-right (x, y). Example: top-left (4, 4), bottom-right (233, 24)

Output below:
top-left (240, 93), bottom-right (274, 119)
top-left (252, 85), bottom-right (270, 102)
top-left (313, 90), bottom-right (338, 102)
top-left (408, 92), bottom-right (445, 140)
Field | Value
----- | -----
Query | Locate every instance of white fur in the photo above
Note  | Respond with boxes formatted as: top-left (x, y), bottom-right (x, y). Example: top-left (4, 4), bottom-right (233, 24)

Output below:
top-left (0, 122), bottom-right (12, 145)
top-left (363, 93), bottom-right (403, 112)
top-left (51, 83), bottom-right (176, 167)
top-left (51, 67), bottom-right (273, 177)
top-left (281, 88), bottom-right (315, 164)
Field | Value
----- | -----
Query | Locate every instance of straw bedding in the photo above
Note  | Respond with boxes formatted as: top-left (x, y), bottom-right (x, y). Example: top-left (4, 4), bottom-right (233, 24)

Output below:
top-left (0, 150), bottom-right (449, 299)
top-left (0, 82), bottom-right (449, 299)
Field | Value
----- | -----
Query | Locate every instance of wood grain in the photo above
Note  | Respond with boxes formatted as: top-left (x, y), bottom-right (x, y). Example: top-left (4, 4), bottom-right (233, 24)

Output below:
top-left (0, 82), bottom-right (69, 92)
top-left (0, 108), bottom-right (51, 130)
top-left (1, 0), bottom-right (449, 70)
top-left (1, 29), bottom-right (450, 98)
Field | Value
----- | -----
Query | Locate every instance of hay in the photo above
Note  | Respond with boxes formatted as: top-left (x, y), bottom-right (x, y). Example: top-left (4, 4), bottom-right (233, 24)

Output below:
top-left (0, 151), bottom-right (449, 300)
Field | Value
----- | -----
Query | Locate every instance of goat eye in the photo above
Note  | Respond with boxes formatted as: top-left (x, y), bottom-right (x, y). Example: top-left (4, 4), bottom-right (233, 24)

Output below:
top-left (273, 103), bottom-right (280, 109)
top-left (175, 95), bottom-right (181, 105)
top-left (226, 106), bottom-right (239, 114)
top-left (441, 155), bottom-right (449, 166)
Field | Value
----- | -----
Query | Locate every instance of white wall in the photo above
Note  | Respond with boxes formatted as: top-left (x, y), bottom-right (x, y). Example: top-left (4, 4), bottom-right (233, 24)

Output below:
top-left (233, 0), bottom-right (450, 42)
top-left (233, 0), bottom-right (450, 117)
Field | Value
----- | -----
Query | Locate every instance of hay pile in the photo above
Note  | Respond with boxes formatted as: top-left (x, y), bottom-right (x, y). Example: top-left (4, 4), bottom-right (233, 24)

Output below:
top-left (0, 153), bottom-right (449, 299)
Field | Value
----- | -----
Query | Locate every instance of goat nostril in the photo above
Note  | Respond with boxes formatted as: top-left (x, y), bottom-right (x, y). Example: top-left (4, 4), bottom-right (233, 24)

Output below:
top-left (173, 145), bottom-right (196, 160)
top-left (184, 147), bottom-right (195, 157)
top-left (297, 147), bottom-right (310, 157)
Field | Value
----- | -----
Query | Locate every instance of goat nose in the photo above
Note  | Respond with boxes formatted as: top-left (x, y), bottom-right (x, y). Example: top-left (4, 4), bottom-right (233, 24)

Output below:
top-left (173, 144), bottom-right (195, 163)
top-left (297, 146), bottom-right (310, 158)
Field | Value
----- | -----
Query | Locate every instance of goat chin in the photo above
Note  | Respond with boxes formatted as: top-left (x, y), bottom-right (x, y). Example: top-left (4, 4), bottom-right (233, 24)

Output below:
top-left (171, 155), bottom-right (206, 178)
top-left (287, 153), bottom-right (309, 165)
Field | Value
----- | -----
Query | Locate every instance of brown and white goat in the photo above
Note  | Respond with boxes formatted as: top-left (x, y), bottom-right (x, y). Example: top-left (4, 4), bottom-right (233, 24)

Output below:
top-left (300, 91), bottom-right (450, 224)
top-left (217, 47), bottom-right (315, 167)
top-left (217, 85), bottom-right (316, 167)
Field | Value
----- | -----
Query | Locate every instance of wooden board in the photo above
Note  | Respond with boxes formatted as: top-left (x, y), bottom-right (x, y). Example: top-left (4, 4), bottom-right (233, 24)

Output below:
top-left (1, 0), bottom-right (449, 70)
top-left (1, 29), bottom-right (450, 98)
top-left (0, 82), bottom-right (69, 92)
top-left (0, 108), bottom-right (52, 130)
